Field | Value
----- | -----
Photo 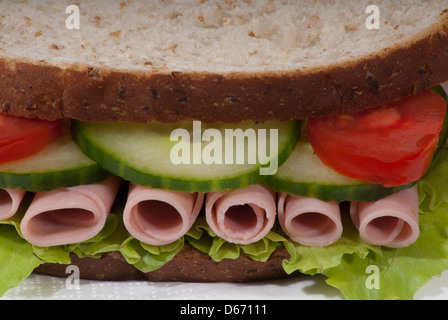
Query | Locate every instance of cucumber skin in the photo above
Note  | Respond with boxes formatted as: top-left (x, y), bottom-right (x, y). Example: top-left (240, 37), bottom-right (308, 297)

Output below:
top-left (0, 166), bottom-right (111, 192)
top-left (72, 120), bottom-right (300, 193)
top-left (265, 177), bottom-right (414, 202)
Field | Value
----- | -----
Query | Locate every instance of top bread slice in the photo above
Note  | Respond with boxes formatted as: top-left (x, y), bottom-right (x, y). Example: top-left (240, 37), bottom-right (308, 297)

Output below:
top-left (0, 0), bottom-right (447, 123)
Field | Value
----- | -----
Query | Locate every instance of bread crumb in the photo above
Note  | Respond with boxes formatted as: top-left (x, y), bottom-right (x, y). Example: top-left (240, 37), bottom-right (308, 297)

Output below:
top-left (249, 50), bottom-right (258, 56)
top-left (50, 44), bottom-right (59, 50)
top-left (110, 30), bottom-right (121, 37)
top-left (222, 17), bottom-right (232, 25)
top-left (23, 16), bottom-right (32, 26)
top-left (34, 31), bottom-right (42, 37)
top-left (198, 15), bottom-right (204, 22)
top-left (152, 64), bottom-right (168, 71)
top-left (248, 31), bottom-right (256, 37)
top-left (91, 16), bottom-right (101, 27)
top-left (171, 12), bottom-right (182, 19)
top-left (164, 44), bottom-right (178, 54)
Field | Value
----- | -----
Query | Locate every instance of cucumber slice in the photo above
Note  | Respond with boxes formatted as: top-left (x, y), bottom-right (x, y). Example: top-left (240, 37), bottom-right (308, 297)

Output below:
top-left (0, 123), bottom-right (110, 192)
top-left (73, 120), bottom-right (299, 192)
top-left (265, 125), bottom-right (413, 202)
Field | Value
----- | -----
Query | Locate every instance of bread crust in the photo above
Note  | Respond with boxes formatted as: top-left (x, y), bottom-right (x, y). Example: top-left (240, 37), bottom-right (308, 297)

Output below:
top-left (34, 243), bottom-right (296, 283)
top-left (1, 16), bottom-right (447, 123)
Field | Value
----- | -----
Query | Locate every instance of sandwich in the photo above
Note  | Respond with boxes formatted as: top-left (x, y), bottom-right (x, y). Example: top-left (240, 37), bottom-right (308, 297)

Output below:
top-left (0, 0), bottom-right (448, 300)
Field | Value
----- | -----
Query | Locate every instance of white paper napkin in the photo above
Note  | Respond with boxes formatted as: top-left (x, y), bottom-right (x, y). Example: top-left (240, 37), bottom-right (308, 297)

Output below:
top-left (1, 269), bottom-right (447, 300)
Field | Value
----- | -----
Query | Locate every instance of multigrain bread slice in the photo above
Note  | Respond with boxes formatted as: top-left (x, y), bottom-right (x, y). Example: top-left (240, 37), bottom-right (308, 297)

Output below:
top-left (34, 243), bottom-right (296, 282)
top-left (0, 0), bottom-right (447, 123)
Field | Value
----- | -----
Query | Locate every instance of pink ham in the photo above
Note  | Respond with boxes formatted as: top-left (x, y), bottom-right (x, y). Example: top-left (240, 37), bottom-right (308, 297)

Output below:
top-left (277, 193), bottom-right (342, 247)
top-left (21, 177), bottom-right (122, 247)
top-left (205, 185), bottom-right (276, 244)
top-left (0, 188), bottom-right (26, 220)
top-left (349, 186), bottom-right (419, 248)
top-left (123, 184), bottom-right (204, 245)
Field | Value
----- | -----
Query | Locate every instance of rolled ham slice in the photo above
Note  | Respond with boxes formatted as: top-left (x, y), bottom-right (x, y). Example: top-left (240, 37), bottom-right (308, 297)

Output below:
top-left (123, 184), bottom-right (204, 245)
top-left (349, 186), bottom-right (419, 248)
top-left (21, 177), bottom-right (122, 247)
top-left (205, 185), bottom-right (276, 244)
top-left (0, 188), bottom-right (26, 220)
top-left (277, 193), bottom-right (342, 247)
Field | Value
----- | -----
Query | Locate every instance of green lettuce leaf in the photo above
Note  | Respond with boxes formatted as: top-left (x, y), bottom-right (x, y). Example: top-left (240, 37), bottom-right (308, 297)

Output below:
top-left (121, 237), bottom-right (184, 273)
top-left (0, 194), bottom-right (43, 296)
top-left (0, 224), bottom-right (42, 297)
top-left (186, 217), bottom-right (283, 262)
top-left (323, 204), bottom-right (448, 300)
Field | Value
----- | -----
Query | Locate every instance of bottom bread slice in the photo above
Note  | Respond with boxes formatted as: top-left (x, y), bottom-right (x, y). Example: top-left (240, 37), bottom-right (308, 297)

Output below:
top-left (34, 243), bottom-right (297, 283)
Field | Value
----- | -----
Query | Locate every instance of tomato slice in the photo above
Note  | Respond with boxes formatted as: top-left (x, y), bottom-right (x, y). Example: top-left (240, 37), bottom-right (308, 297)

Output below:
top-left (307, 90), bottom-right (446, 187)
top-left (0, 114), bottom-right (62, 164)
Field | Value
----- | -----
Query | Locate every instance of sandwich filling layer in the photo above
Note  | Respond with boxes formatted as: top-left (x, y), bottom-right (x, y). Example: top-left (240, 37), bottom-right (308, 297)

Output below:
top-left (0, 87), bottom-right (447, 301)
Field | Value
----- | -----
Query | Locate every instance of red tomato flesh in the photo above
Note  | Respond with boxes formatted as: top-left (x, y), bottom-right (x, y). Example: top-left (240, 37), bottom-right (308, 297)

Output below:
top-left (308, 90), bottom-right (446, 187)
top-left (0, 114), bottom-right (62, 164)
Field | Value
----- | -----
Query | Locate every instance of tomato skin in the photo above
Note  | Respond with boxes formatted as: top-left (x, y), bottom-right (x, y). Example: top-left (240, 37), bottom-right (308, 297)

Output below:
top-left (308, 90), bottom-right (446, 187)
top-left (0, 114), bottom-right (62, 164)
